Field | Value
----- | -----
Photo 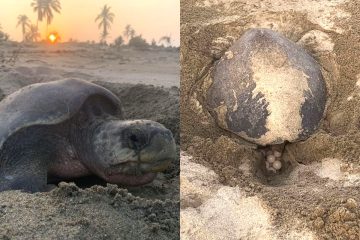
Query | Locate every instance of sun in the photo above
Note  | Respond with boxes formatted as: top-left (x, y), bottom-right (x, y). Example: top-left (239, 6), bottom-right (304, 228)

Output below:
top-left (48, 33), bottom-right (59, 43)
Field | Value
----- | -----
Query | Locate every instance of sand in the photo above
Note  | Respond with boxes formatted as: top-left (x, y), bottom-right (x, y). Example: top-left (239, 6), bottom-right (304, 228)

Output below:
top-left (181, 0), bottom-right (360, 239)
top-left (0, 43), bottom-right (179, 239)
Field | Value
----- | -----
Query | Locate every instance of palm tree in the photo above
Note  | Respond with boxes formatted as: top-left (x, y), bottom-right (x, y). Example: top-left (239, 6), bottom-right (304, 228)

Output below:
top-left (31, 0), bottom-right (61, 36)
top-left (0, 24), bottom-right (9, 42)
top-left (159, 35), bottom-right (172, 47)
top-left (95, 5), bottom-right (115, 43)
top-left (151, 38), bottom-right (157, 46)
top-left (42, 0), bottom-right (61, 35)
top-left (114, 35), bottom-right (124, 47)
top-left (17, 15), bottom-right (30, 41)
top-left (26, 24), bottom-right (41, 42)
top-left (123, 24), bottom-right (136, 42)
top-left (31, 0), bottom-right (44, 27)
top-left (130, 29), bottom-right (135, 39)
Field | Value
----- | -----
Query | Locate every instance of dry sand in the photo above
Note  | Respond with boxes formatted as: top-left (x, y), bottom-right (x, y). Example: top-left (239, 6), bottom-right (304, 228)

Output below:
top-left (0, 43), bottom-right (179, 239)
top-left (181, 0), bottom-right (359, 239)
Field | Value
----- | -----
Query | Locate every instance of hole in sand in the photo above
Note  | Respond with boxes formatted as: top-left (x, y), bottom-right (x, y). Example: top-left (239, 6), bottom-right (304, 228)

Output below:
top-left (253, 144), bottom-right (297, 186)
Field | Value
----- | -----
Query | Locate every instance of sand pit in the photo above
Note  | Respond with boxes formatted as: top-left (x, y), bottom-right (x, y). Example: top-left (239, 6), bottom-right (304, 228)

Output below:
top-left (181, 0), bottom-right (360, 239)
top-left (0, 44), bottom-right (179, 239)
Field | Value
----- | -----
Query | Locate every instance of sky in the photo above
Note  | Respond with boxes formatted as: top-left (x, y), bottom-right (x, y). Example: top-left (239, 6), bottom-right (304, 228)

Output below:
top-left (0, 0), bottom-right (180, 46)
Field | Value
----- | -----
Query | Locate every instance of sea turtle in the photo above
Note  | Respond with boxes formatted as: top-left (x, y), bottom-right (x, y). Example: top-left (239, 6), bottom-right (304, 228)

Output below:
top-left (0, 79), bottom-right (176, 192)
top-left (205, 28), bottom-right (328, 173)
top-left (205, 28), bottom-right (327, 146)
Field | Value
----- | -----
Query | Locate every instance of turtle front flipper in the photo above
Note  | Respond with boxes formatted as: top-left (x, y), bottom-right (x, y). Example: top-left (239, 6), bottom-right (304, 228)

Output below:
top-left (0, 126), bottom-right (57, 193)
top-left (0, 171), bottom-right (49, 193)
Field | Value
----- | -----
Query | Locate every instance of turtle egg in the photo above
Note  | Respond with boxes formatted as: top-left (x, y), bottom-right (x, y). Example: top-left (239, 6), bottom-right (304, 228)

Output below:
top-left (273, 151), bottom-right (282, 158)
top-left (267, 155), bottom-right (276, 163)
top-left (273, 160), bottom-right (282, 170)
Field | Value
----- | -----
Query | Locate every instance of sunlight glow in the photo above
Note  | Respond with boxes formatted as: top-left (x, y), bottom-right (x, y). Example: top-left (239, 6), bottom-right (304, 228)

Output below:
top-left (48, 33), bottom-right (58, 43)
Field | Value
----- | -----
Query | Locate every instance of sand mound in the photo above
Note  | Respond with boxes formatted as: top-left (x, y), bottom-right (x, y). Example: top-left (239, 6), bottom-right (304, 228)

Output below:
top-left (180, 153), bottom-right (276, 240)
top-left (0, 183), bottom-right (179, 239)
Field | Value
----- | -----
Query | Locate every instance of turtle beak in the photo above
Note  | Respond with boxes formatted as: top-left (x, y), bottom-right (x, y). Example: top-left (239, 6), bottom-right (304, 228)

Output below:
top-left (95, 120), bottom-right (176, 182)
top-left (114, 120), bottom-right (176, 173)
top-left (138, 129), bottom-right (176, 172)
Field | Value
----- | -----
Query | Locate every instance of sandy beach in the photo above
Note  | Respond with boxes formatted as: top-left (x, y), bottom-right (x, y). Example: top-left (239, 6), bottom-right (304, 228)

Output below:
top-left (0, 42), bottom-right (179, 239)
top-left (180, 0), bottom-right (360, 239)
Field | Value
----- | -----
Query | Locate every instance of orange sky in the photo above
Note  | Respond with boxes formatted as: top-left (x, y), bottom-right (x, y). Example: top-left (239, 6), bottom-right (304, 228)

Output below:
top-left (0, 0), bottom-right (180, 46)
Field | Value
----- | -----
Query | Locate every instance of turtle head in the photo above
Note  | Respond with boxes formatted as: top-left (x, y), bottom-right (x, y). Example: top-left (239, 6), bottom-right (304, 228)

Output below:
top-left (90, 119), bottom-right (176, 185)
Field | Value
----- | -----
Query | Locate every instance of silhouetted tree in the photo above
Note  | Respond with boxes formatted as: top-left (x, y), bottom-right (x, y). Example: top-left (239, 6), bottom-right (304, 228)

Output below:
top-left (159, 35), bottom-right (171, 47)
top-left (95, 4), bottom-right (115, 43)
top-left (17, 15), bottom-right (30, 41)
top-left (43, 0), bottom-right (61, 35)
top-left (114, 36), bottom-right (124, 47)
top-left (0, 24), bottom-right (9, 42)
top-left (31, 0), bottom-right (44, 27)
top-left (151, 38), bottom-right (157, 47)
top-left (25, 24), bottom-right (41, 42)
top-left (31, 0), bottom-right (61, 36)
top-left (128, 35), bottom-right (149, 50)
top-left (123, 24), bottom-right (136, 41)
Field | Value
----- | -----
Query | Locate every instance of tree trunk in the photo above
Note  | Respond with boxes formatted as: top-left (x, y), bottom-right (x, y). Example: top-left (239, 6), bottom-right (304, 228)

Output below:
top-left (103, 22), bottom-right (107, 43)
top-left (22, 25), bottom-right (25, 42)
top-left (36, 19), bottom-right (40, 41)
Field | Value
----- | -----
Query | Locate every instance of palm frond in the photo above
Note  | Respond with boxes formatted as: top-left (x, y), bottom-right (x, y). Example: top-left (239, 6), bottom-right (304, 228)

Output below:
top-left (98, 21), bottom-right (104, 29)
top-left (95, 14), bottom-right (102, 22)
top-left (50, 0), bottom-right (61, 13)
top-left (32, 0), bottom-right (61, 26)
top-left (31, 0), bottom-right (44, 22)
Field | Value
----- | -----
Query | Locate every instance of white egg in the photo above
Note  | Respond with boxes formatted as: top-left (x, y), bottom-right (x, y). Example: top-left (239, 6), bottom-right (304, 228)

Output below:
top-left (273, 160), bottom-right (282, 170)
top-left (267, 155), bottom-right (276, 163)
top-left (274, 151), bottom-right (281, 158)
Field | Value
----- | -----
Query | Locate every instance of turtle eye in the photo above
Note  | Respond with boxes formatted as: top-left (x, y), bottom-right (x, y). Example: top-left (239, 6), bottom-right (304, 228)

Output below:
top-left (129, 134), bottom-right (139, 143)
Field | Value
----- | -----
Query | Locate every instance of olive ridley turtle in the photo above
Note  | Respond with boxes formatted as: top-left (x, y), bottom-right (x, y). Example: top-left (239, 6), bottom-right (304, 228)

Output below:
top-left (0, 79), bottom-right (176, 192)
top-left (205, 28), bottom-right (327, 172)
top-left (205, 28), bottom-right (327, 146)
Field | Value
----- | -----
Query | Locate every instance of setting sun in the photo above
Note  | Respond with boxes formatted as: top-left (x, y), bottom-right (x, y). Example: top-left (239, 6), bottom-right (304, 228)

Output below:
top-left (48, 33), bottom-right (59, 43)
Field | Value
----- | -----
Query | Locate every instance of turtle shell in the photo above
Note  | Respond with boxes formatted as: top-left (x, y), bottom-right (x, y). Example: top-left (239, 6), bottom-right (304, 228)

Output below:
top-left (206, 28), bottom-right (327, 145)
top-left (0, 79), bottom-right (122, 150)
